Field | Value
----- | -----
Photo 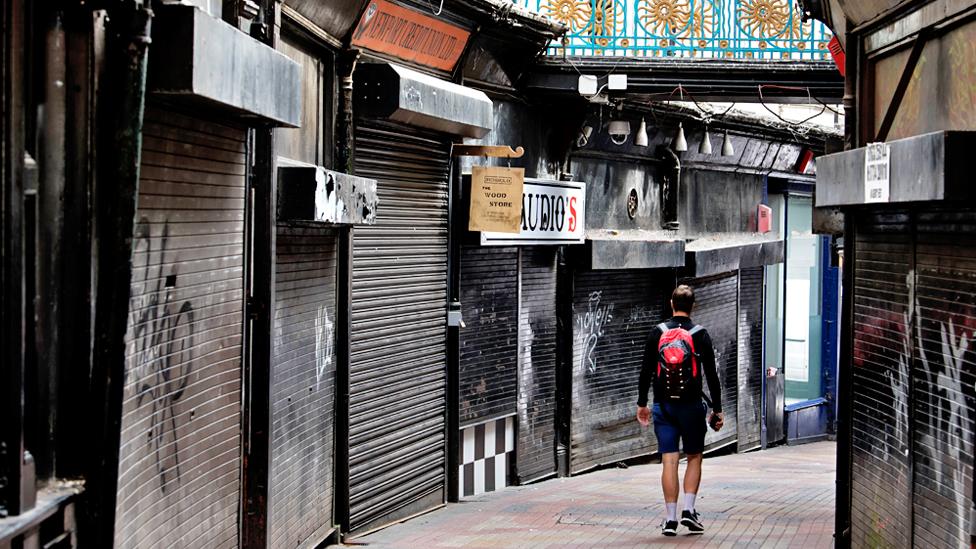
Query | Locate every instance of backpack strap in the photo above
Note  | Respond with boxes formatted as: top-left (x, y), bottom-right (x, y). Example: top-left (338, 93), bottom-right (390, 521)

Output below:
top-left (687, 325), bottom-right (704, 377)
top-left (655, 323), bottom-right (670, 376)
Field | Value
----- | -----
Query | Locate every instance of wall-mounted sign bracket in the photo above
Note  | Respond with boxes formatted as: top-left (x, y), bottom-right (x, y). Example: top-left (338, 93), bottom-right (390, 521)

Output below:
top-left (452, 145), bottom-right (525, 158)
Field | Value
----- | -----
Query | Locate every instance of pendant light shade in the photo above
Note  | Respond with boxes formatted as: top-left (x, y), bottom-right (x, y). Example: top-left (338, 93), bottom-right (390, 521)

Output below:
top-left (635, 118), bottom-right (649, 147)
top-left (721, 131), bottom-right (735, 156)
top-left (699, 127), bottom-right (713, 155)
top-left (673, 122), bottom-right (688, 152)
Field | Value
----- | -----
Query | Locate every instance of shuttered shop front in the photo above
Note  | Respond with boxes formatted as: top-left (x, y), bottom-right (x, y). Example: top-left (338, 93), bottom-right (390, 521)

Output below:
top-left (349, 122), bottom-right (451, 533)
top-left (115, 108), bottom-right (246, 548)
top-left (849, 209), bottom-right (976, 548)
top-left (849, 210), bottom-right (914, 547)
top-left (681, 272), bottom-right (738, 452)
top-left (737, 268), bottom-right (764, 451)
top-left (269, 226), bottom-right (339, 547)
top-left (517, 248), bottom-right (558, 483)
top-left (571, 270), bottom-right (671, 473)
top-left (912, 209), bottom-right (976, 549)
top-left (459, 247), bottom-right (519, 426)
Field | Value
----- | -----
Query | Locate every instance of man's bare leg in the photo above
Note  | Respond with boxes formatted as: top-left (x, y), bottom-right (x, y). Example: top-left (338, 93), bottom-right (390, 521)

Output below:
top-left (681, 453), bottom-right (705, 533)
top-left (683, 453), bottom-right (702, 497)
top-left (661, 451), bottom-right (680, 534)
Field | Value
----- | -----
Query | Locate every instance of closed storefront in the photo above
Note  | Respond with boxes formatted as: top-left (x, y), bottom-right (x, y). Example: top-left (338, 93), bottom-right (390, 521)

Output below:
top-left (737, 267), bottom-right (764, 451)
top-left (457, 177), bottom-right (584, 493)
top-left (847, 209), bottom-right (975, 548)
top-left (570, 270), bottom-right (672, 474)
top-left (456, 246), bottom-right (561, 495)
top-left (681, 272), bottom-right (739, 452)
top-left (459, 247), bottom-right (519, 426)
top-left (516, 248), bottom-right (559, 483)
top-left (269, 226), bottom-right (339, 548)
top-left (115, 107), bottom-right (247, 548)
top-left (349, 121), bottom-right (452, 533)
top-left (818, 131), bottom-right (976, 548)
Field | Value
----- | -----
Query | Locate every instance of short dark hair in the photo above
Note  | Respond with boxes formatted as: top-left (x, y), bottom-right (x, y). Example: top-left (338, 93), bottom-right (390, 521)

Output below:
top-left (671, 284), bottom-right (695, 313)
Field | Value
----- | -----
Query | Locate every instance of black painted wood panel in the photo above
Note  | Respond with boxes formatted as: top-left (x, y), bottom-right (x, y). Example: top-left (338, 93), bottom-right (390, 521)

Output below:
top-left (115, 109), bottom-right (245, 549)
top-left (682, 273), bottom-right (739, 452)
top-left (459, 246), bottom-right (519, 426)
top-left (850, 210), bottom-right (913, 549)
top-left (737, 268), bottom-right (764, 451)
top-left (516, 248), bottom-right (558, 483)
top-left (269, 226), bottom-right (338, 548)
top-left (570, 270), bottom-right (672, 474)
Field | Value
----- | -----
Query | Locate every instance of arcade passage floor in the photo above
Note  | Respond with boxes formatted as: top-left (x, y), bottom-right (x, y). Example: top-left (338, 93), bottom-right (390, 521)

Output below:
top-left (335, 441), bottom-right (836, 548)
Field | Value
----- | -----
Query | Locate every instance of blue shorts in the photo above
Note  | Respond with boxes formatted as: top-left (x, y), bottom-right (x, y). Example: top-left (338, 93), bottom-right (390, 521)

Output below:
top-left (652, 401), bottom-right (708, 455)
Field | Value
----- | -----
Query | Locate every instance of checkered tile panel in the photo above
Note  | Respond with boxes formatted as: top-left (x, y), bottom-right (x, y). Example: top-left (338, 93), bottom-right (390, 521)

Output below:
top-left (459, 416), bottom-right (515, 498)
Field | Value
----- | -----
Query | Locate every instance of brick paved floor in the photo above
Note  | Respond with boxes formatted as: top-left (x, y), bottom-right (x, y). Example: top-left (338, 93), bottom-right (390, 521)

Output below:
top-left (337, 441), bottom-right (836, 549)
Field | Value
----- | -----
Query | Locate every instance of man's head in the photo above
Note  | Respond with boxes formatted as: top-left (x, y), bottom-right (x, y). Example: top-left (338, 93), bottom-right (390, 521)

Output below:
top-left (671, 285), bottom-right (695, 316)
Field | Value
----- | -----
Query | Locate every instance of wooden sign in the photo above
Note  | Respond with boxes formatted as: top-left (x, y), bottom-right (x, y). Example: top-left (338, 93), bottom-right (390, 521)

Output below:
top-left (351, 0), bottom-right (470, 72)
top-left (469, 166), bottom-right (524, 234)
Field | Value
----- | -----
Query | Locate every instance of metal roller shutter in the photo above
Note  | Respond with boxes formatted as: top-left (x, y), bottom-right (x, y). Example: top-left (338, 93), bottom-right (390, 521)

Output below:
top-left (911, 209), bottom-right (976, 549)
top-left (570, 270), bottom-right (671, 474)
top-left (516, 248), bottom-right (558, 483)
top-left (850, 210), bottom-right (913, 548)
top-left (682, 273), bottom-right (739, 452)
top-left (115, 108), bottom-right (246, 549)
top-left (349, 121), bottom-right (450, 533)
top-left (737, 268), bottom-right (764, 452)
top-left (269, 226), bottom-right (338, 548)
top-left (459, 246), bottom-right (519, 426)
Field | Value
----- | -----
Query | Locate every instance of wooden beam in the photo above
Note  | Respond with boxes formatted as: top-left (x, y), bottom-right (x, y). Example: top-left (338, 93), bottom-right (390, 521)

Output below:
top-left (451, 145), bottom-right (524, 158)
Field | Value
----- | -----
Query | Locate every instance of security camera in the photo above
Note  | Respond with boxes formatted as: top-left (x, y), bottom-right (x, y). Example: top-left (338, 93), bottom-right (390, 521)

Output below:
top-left (607, 120), bottom-right (631, 146)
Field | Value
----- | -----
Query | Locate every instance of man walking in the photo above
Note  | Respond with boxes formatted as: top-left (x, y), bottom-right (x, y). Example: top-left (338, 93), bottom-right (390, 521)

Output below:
top-left (636, 284), bottom-right (724, 536)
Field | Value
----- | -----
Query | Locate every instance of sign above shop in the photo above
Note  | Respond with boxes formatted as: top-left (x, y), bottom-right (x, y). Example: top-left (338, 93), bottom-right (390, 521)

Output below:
top-left (351, 0), bottom-right (470, 72)
top-left (469, 166), bottom-right (524, 234)
top-left (863, 142), bottom-right (890, 203)
top-left (481, 179), bottom-right (586, 246)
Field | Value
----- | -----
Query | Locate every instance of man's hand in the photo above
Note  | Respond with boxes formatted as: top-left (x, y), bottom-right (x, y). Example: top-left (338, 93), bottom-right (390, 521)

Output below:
top-left (637, 406), bottom-right (651, 427)
top-left (708, 411), bottom-right (725, 431)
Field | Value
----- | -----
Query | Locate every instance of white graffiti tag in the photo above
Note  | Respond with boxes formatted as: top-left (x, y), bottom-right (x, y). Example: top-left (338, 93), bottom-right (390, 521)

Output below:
top-left (576, 291), bottom-right (614, 374)
top-left (314, 304), bottom-right (335, 391)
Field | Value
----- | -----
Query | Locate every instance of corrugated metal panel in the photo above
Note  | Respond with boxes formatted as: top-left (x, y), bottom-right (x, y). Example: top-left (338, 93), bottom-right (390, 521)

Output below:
top-left (115, 108), bottom-right (245, 549)
top-left (269, 226), bottom-right (338, 548)
top-left (850, 210), bottom-right (913, 549)
top-left (349, 121), bottom-right (450, 533)
top-left (459, 246), bottom-right (519, 426)
top-left (516, 248), bottom-right (558, 483)
top-left (570, 270), bottom-right (671, 474)
top-left (682, 273), bottom-right (738, 452)
top-left (737, 267), bottom-right (764, 452)
top-left (911, 210), bottom-right (976, 549)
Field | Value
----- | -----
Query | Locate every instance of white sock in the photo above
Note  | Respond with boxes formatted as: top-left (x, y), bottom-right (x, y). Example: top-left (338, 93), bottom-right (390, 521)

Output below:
top-left (665, 502), bottom-right (678, 521)
top-left (684, 492), bottom-right (697, 512)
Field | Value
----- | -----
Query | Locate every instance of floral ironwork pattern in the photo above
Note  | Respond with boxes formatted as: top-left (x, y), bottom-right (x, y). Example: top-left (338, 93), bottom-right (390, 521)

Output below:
top-left (738, 0), bottom-right (788, 38)
top-left (516, 0), bottom-right (833, 59)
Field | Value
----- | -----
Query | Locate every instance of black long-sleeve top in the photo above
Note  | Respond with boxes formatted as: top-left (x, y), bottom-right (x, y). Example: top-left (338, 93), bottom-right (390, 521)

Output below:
top-left (636, 316), bottom-right (723, 412)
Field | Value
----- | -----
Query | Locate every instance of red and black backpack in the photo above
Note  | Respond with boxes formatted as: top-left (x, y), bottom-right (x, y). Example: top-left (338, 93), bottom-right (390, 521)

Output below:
top-left (656, 322), bottom-right (704, 400)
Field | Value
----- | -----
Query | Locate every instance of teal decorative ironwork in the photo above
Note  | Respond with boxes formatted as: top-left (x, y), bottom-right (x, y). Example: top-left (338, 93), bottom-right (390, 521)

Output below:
top-left (515, 0), bottom-right (834, 60)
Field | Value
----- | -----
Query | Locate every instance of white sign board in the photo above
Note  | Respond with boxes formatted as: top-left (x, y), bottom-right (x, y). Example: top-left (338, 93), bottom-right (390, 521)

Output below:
top-left (864, 142), bottom-right (890, 203)
top-left (480, 179), bottom-right (585, 246)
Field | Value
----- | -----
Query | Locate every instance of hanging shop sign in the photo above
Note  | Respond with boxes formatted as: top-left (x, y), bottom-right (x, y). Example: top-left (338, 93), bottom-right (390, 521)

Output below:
top-left (351, 0), bottom-right (470, 72)
top-left (864, 142), bottom-right (890, 203)
top-left (481, 179), bottom-right (586, 246)
top-left (469, 166), bottom-right (524, 234)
